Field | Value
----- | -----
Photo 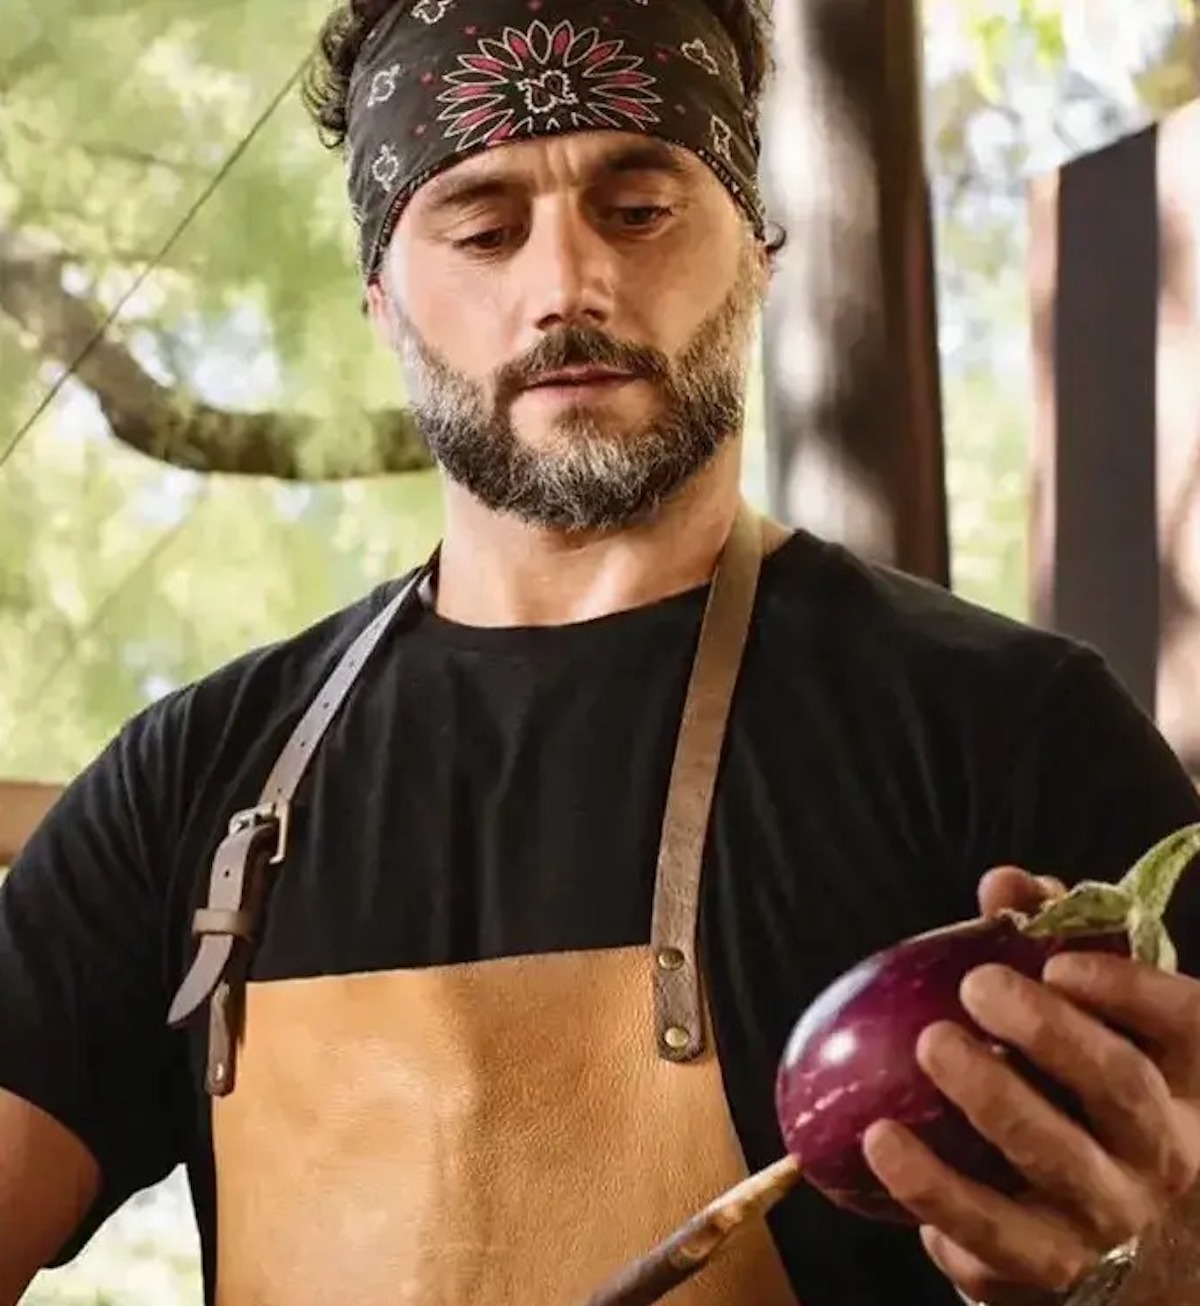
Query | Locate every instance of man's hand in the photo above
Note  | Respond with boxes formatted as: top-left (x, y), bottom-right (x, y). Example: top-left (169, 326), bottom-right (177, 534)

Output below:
top-left (860, 867), bottom-right (1200, 1306)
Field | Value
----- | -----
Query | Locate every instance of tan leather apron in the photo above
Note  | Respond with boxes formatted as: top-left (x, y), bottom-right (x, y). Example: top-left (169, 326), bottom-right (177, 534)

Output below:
top-left (169, 505), bottom-right (801, 1306)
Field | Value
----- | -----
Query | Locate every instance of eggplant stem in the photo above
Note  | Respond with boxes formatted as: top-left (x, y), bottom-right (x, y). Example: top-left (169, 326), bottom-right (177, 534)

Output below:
top-left (1020, 823), bottom-right (1200, 969)
top-left (1119, 823), bottom-right (1200, 922)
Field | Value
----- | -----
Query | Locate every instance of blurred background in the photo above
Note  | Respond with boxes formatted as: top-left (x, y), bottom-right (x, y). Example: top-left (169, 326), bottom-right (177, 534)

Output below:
top-left (1, 0), bottom-right (1197, 1300)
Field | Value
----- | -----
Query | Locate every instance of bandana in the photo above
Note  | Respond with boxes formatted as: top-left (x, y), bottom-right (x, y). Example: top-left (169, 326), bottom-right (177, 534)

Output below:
top-left (345, 0), bottom-right (765, 283)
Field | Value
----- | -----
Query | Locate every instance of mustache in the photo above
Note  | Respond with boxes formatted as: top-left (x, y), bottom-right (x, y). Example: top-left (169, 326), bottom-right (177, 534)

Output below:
top-left (494, 327), bottom-right (670, 405)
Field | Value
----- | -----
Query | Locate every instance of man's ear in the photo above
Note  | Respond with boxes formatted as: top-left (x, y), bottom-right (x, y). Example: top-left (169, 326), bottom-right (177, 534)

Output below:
top-left (762, 220), bottom-right (786, 281)
top-left (365, 278), bottom-right (403, 352)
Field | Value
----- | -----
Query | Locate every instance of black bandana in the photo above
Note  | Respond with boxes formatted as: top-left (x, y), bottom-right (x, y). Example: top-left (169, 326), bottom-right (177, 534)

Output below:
top-left (345, 0), bottom-right (765, 283)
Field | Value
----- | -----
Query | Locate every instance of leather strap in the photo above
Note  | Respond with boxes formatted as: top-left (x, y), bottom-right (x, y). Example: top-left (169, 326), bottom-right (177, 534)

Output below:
top-left (192, 907), bottom-right (255, 940)
top-left (167, 561), bottom-right (435, 1092)
top-left (649, 504), bottom-right (780, 1062)
top-left (259, 563), bottom-right (437, 806)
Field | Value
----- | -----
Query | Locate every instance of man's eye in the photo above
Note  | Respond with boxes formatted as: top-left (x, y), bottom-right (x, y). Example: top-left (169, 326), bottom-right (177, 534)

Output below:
top-left (614, 205), bottom-right (672, 229)
top-left (454, 227), bottom-right (511, 253)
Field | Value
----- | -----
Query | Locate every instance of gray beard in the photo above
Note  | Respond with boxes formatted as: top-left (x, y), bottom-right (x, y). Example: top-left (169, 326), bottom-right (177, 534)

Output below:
top-left (397, 247), bottom-right (763, 532)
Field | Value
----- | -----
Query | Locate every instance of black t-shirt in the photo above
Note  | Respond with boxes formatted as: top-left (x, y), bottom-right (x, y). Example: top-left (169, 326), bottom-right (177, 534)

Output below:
top-left (3, 530), bottom-right (1199, 1306)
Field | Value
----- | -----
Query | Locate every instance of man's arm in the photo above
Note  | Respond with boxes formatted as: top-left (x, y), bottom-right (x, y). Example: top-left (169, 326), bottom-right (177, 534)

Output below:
top-left (0, 1091), bottom-right (100, 1306)
top-left (0, 709), bottom-right (191, 1300)
top-left (869, 645), bottom-right (1200, 1306)
top-left (994, 647), bottom-right (1200, 1306)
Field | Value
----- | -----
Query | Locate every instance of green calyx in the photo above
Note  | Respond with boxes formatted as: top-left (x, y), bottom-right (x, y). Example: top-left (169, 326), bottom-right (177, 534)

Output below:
top-left (1019, 822), bottom-right (1200, 971)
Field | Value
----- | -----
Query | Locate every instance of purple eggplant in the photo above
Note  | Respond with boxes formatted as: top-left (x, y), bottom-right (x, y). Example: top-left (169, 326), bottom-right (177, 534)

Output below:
top-left (774, 824), bottom-right (1200, 1224)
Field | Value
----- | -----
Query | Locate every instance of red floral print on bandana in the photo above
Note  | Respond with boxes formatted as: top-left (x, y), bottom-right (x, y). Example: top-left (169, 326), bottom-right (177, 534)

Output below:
top-left (436, 20), bottom-right (662, 150)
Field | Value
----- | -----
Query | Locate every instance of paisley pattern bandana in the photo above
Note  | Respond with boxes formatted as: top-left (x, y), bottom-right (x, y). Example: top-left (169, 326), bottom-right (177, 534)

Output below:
top-left (345, 0), bottom-right (765, 283)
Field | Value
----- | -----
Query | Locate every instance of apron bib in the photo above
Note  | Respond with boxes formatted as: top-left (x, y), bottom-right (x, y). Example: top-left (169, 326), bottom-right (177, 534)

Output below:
top-left (170, 505), bottom-right (801, 1306)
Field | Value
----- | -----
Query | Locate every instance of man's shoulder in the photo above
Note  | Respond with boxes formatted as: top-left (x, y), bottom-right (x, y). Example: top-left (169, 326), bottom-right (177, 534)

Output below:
top-left (117, 575), bottom-right (416, 805)
top-left (164, 575), bottom-right (409, 722)
top-left (760, 529), bottom-right (1087, 695)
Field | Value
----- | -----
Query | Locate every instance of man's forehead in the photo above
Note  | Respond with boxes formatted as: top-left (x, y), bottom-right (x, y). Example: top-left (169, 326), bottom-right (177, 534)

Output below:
top-left (415, 134), bottom-right (698, 208)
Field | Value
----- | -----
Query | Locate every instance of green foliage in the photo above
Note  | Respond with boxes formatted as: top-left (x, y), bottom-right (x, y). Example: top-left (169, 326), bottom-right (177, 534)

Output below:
top-left (960, 0), bottom-right (1068, 99)
top-left (1, 0), bottom-right (397, 469)
top-left (0, 0), bottom-right (442, 784)
top-left (0, 424), bottom-right (442, 779)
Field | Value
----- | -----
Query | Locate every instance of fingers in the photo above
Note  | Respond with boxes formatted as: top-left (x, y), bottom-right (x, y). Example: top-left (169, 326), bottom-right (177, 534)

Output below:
top-left (958, 965), bottom-right (1198, 1204)
top-left (978, 867), bottom-right (1067, 920)
top-left (862, 1119), bottom-right (1093, 1293)
top-left (920, 1226), bottom-right (1057, 1306)
top-left (916, 1019), bottom-right (1154, 1247)
top-left (1042, 953), bottom-right (1200, 1097)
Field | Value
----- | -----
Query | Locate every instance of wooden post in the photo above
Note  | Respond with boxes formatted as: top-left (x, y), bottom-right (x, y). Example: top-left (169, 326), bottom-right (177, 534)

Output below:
top-left (758, 0), bottom-right (949, 583)
top-left (0, 780), bottom-right (62, 866)
top-left (1030, 98), bottom-right (1200, 775)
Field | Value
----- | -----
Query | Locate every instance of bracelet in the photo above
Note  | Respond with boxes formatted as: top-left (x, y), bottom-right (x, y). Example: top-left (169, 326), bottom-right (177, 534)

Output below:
top-left (955, 1238), bottom-right (1139, 1306)
top-left (1058, 1239), bottom-right (1139, 1306)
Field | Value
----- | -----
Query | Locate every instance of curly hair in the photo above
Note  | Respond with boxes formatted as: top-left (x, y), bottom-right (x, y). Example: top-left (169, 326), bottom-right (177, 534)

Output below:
top-left (301, 0), bottom-right (774, 153)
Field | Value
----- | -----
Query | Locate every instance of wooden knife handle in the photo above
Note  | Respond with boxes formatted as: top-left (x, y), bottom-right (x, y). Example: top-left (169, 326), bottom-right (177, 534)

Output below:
top-left (574, 1155), bottom-right (801, 1306)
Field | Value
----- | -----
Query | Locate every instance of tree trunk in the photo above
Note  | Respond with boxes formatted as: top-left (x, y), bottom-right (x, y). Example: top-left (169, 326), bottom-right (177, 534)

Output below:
top-left (758, 0), bottom-right (949, 583)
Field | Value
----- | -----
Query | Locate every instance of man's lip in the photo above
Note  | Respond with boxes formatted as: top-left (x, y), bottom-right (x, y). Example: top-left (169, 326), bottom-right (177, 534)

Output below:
top-left (525, 368), bottom-right (633, 388)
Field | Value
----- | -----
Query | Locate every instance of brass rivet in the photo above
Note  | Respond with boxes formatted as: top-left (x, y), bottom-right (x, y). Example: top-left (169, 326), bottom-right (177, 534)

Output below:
top-left (663, 1025), bottom-right (690, 1051)
top-left (656, 947), bottom-right (685, 972)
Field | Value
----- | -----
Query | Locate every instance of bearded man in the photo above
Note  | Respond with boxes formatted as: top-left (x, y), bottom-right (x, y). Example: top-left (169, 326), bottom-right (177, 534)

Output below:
top-left (3, 3), bottom-right (1200, 1306)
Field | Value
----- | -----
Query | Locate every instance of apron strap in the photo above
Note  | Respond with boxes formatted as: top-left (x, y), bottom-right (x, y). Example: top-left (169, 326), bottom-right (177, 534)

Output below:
top-left (167, 561), bottom-right (435, 1093)
top-left (649, 504), bottom-right (785, 1063)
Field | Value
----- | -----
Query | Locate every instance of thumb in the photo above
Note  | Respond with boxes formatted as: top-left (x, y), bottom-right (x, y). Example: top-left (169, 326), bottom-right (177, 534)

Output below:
top-left (977, 866), bottom-right (1068, 919)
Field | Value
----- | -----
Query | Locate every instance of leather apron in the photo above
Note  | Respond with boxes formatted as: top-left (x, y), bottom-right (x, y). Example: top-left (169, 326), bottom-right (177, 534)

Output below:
top-left (169, 504), bottom-right (801, 1306)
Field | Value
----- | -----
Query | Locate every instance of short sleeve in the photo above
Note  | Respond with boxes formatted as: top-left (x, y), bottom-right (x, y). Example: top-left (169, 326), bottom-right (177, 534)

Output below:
top-left (0, 706), bottom-right (190, 1258)
top-left (996, 646), bottom-right (1200, 976)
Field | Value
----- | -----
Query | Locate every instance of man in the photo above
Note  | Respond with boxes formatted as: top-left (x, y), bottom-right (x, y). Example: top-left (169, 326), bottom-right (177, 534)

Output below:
top-left (2, 1), bottom-right (1199, 1304)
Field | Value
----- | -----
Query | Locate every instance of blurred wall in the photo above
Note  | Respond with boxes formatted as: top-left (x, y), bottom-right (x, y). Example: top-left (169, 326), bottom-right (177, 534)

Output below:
top-left (1030, 97), bottom-right (1200, 775)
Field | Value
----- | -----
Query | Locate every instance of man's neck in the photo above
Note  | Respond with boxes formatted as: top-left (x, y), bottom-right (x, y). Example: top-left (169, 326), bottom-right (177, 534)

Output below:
top-left (434, 447), bottom-right (743, 628)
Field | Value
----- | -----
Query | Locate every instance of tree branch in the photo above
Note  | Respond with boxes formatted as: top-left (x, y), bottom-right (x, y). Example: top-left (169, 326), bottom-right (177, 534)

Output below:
top-left (0, 241), bottom-right (432, 480)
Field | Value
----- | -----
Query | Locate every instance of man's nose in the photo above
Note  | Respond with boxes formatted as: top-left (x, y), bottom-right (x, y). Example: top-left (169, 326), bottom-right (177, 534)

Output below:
top-left (523, 207), bottom-right (617, 333)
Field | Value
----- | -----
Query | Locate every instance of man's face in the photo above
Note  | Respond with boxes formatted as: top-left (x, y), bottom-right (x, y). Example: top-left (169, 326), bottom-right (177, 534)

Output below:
top-left (369, 130), bottom-right (766, 531)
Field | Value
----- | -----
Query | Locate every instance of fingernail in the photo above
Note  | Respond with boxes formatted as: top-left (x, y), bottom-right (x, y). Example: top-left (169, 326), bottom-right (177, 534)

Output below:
top-left (1043, 952), bottom-right (1091, 985)
top-left (862, 1118), bottom-right (904, 1162)
top-left (960, 963), bottom-right (1011, 1012)
top-left (916, 1020), bottom-right (971, 1073)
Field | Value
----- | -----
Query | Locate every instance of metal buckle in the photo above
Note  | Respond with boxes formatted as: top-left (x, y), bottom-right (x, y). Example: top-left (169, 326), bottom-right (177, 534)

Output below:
top-left (227, 800), bottom-right (291, 865)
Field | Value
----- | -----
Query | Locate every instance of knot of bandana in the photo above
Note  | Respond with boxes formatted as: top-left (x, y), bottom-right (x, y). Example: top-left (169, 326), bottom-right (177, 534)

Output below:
top-left (345, 0), bottom-right (765, 283)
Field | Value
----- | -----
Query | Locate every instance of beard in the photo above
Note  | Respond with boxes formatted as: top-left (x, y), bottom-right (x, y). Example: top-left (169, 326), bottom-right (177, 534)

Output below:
top-left (396, 240), bottom-right (765, 532)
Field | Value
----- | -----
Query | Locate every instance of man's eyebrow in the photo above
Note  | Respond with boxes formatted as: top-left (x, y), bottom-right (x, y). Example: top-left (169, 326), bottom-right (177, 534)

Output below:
top-left (420, 173), bottom-right (514, 217)
top-left (595, 141), bottom-right (692, 180)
